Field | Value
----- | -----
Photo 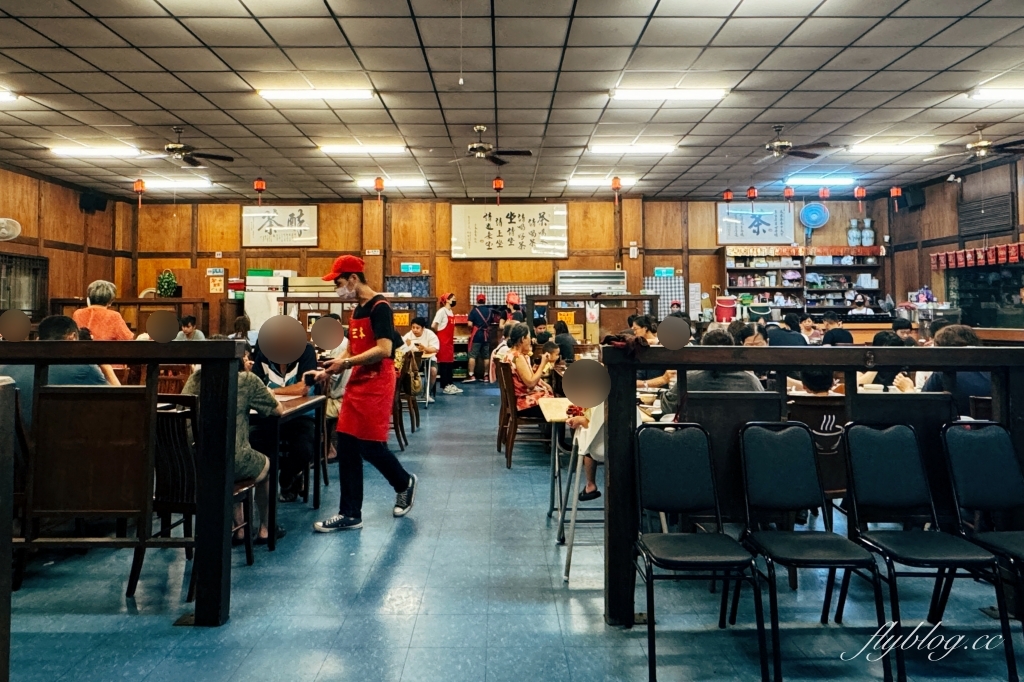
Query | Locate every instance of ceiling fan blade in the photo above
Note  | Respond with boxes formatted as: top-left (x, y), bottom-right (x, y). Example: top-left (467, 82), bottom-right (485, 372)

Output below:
top-left (752, 153), bottom-right (778, 165)
top-left (922, 151), bottom-right (969, 162)
top-left (993, 139), bottom-right (1024, 152)
top-left (786, 150), bottom-right (820, 160)
top-left (181, 155), bottom-right (204, 167)
top-left (448, 156), bottom-right (469, 164)
top-left (493, 149), bottom-right (532, 156)
top-left (190, 152), bottom-right (235, 162)
top-left (487, 155), bottom-right (508, 166)
top-left (789, 142), bottom-right (831, 151)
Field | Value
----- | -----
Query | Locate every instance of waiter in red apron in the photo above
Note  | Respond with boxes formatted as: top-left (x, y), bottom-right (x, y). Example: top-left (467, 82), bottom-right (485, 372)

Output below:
top-left (314, 255), bottom-right (416, 532)
top-left (432, 292), bottom-right (460, 395)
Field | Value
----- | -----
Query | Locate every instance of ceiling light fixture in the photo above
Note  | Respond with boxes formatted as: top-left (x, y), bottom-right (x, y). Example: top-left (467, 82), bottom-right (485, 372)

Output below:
top-left (846, 144), bottom-right (936, 154)
top-left (609, 89), bottom-right (726, 101)
top-left (967, 89), bottom-right (1024, 101)
top-left (320, 145), bottom-right (408, 155)
top-left (258, 89), bottom-right (373, 100)
top-left (785, 176), bottom-right (856, 187)
top-left (0, 90), bottom-right (18, 101)
top-left (356, 177), bottom-right (425, 188)
top-left (588, 144), bottom-right (675, 155)
top-left (51, 146), bottom-right (141, 158)
top-left (568, 176), bottom-right (636, 187)
top-left (142, 178), bottom-right (213, 189)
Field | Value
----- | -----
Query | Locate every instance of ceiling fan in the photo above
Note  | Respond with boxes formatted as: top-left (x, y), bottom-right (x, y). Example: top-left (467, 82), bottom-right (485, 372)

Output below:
top-left (753, 125), bottom-right (831, 164)
top-left (923, 127), bottom-right (1024, 162)
top-left (449, 125), bottom-right (532, 166)
top-left (162, 126), bottom-right (235, 167)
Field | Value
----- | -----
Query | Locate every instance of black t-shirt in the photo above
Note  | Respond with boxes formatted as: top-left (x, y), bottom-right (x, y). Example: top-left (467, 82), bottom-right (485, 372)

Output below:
top-left (352, 294), bottom-right (397, 360)
top-left (821, 328), bottom-right (854, 345)
top-left (554, 332), bottom-right (576, 364)
top-left (469, 305), bottom-right (491, 343)
top-left (767, 326), bottom-right (808, 347)
top-left (534, 330), bottom-right (552, 344)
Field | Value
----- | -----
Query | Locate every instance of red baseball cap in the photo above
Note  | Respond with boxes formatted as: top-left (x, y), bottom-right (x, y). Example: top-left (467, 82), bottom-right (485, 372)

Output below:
top-left (321, 254), bottom-right (365, 281)
top-left (476, 293), bottom-right (486, 303)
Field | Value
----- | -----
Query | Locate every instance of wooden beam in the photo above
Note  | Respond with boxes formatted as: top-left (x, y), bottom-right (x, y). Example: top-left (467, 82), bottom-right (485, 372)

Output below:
top-left (0, 380), bottom-right (12, 682)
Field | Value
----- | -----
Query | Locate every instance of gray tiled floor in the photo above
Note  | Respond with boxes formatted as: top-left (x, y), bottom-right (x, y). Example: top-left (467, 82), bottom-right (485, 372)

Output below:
top-left (11, 386), bottom-right (1017, 681)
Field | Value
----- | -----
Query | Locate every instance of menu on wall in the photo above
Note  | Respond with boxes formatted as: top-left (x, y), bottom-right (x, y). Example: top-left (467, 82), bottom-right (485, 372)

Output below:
top-left (716, 202), bottom-right (795, 245)
top-left (242, 206), bottom-right (318, 247)
top-left (451, 204), bottom-right (568, 259)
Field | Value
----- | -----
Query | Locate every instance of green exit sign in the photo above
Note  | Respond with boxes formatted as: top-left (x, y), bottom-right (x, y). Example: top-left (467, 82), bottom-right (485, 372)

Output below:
top-left (653, 267), bottom-right (675, 277)
top-left (400, 262), bottom-right (421, 273)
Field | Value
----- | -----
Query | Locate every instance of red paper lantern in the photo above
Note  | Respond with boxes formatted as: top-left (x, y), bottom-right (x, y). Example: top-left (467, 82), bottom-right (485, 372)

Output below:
top-left (890, 186), bottom-right (902, 213)
top-left (854, 185), bottom-right (867, 213)
top-left (818, 187), bottom-right (830, 200)
top-left (133, 179), bottom-right (145, 209)
top-left (374, 176), bottom-right (384, 203)
top-left (611, 176), bottom-right (622, 206)
top-left (253, 177), bottom-right (266, 206)
top-left (746, 186), bottom-right (757, 201)
top-left (492, 176), bottom-right (504, 205)
top-left (722, 189), bottom-right (734, 203)
top-left (783, 185), bottom-right (795, 212)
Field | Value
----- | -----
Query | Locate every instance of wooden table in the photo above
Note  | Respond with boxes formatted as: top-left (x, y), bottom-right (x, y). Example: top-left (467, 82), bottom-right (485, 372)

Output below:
top-left (250, 394), bottom-right (326, 550)
top-left (538, 397), bottom-right (572, 518)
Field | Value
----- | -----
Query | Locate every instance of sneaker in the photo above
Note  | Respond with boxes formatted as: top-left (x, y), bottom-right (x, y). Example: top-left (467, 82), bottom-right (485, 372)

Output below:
top-left (463, 377), bottom-right (477, 383)
top-left (451, 385), bottom-right (464, 393)
top-left (443, 385), bottom-right (459, 395)
top-left (313, 515), bottom-right (363, 533)
top-left (393, 474), bottom-right (417, 517)
top-left (426, 395), bottom-right (435, 404)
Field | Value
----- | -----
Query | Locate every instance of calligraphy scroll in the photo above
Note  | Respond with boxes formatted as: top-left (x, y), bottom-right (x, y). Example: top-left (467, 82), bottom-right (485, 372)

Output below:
top-left (451, 204), bottom-right (568, 259)
top-left (243, 206), bottom-right (318, 247)
top-left (716, 202), bottom-right (795, 245)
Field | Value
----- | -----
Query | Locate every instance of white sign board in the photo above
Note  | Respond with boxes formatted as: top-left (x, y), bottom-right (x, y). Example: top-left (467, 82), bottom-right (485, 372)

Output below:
top-left (242, 206), bottom-right (318, 247)
top-left (451, 204), bottom-right (568, 259)
top-left (716, 202), bottom-right (795, 245)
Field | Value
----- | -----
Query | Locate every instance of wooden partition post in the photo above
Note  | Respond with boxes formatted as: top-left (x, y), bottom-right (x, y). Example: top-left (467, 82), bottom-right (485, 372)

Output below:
top-left (604, 360), bottom-right (637, 626)
top-left (0, 379), bottom-right (13, 682)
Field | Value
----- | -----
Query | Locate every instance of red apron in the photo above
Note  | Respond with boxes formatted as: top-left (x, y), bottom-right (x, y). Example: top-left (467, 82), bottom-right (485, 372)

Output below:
top-left (436, 309), bottom-right (455, 363)
top-left (337, 299), bottom-right (395, 442)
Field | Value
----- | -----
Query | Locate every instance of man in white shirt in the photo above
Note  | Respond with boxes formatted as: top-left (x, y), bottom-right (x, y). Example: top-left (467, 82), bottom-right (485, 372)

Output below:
top-left (403, 316), bottom-right (440, 401)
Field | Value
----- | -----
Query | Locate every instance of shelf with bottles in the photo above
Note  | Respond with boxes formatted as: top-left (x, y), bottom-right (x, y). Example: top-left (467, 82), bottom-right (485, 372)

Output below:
top-left (805, 255), bottom-right (881, 268)
top-left (725, 256), bottom-right (804, 270)
top-left (727, 271), bottom-right (804, 289)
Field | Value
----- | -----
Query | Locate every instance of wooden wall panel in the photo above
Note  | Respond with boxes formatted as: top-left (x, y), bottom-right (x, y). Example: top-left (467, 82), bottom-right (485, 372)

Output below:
top-left (689, 255), bottom-right (723, 295)
top-left (621, 198), bottom-right (643, 246)
top-left (307, 257), bottom-right (338, 281)
top-left (498, 259), bottom-right (552, 283)
top-left (568, 202), bottom-right (615, 252)
top-left (434, 202), bottom-right (451, 258)
top-left (686, 202), bottom-right (717, 249)
top-left (390, 202), bottom-right (434, 252)
top-left (85, 207), bottom-right (113, 251)
top-left (115, 202), bottom-right (133, 252)
top-left (363, 256), bottom-right (383, 292)
top-left (963, 164), bottom-right (1012, 203)
top-left (196, 257), bottom-right (240, 334)
top-left (137, 258), bottom-right (191, 294)
top-left (561, 254), bottom-right (615, 272)
top-left (319, 203), bottom-right (361, 251)
top-left (138, 204), bottom-right (192, 253)
top-left (362, 199), bottom-right (384, 252)
top-left (246, 256), bottom-right (301, 272)
top-left (41, 248), bottom-right (84, 298)
top-left (0, 168), bottom-right (39, 238)
top-left (643, 202), bottom-right (684, 250)
top-left (435, 257), bottom-right (492, 315)
top-left (40, 182), bottom-right (84, 245)
top-left (86, 253), bottom-right (113, 286)
top-left (114, 257), bottom-right (133, 297)
top-left (920, 183), bottom-right (959, 242)
top-left (893, 250), bottom-right (919, 304)
top-left (198, 204), bottom-right (240, 252)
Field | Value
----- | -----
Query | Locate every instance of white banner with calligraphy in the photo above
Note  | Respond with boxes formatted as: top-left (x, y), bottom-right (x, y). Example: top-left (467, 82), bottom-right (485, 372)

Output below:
top-left (451, 204), bottom-right (568, 259)
top-left (716, 202), bottom-right (795, 245)
top-left (242, 206), bottom-right (318, 247)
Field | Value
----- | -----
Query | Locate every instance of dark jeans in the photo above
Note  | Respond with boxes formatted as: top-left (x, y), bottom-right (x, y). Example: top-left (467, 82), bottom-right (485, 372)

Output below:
top-left (250, 416), bottom-right (315, 492)
top-left (438, 362), bottom-right (454, 389)
top-left (337, 431), bottom-right (410, 518)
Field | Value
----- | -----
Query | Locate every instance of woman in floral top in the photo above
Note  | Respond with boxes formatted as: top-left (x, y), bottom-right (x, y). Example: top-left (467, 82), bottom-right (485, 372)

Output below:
top-left (504, 323), bottom-right (554, 417)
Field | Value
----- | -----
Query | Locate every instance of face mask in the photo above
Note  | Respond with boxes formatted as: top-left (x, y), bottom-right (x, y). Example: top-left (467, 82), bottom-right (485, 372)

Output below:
top-left (335, 284), bottom-right (355, 299)
top-left (449, 299), bottom-right (457, 307)
top-left (854, 299), bottom-right (864, 306)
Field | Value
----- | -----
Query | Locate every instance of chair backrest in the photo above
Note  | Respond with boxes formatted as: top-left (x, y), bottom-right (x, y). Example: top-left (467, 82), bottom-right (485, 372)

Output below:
top-left (740, 422), bottom-right (824, 521)
top-left (970, 396), bottom-right (993, 421)
top-left (154, 394), bottom-right (199, 508)
top-left (943, 421), bottom-right (1024, 514)
top-left (13, 388), bottom-right (31, 495)
top-left (681, 392), bottom-right (783, 521)
top-left (635, 423), bottom-right (720, 523)
top-left (496, 361), bottom-right (514, 408)
top-left (787, 395), bottom-right (847, 495)
top-left (846, 423), bottom-right (935, 526)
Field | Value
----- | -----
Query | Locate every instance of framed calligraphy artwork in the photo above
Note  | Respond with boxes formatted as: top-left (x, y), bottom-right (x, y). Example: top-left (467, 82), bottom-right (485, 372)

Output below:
top-left (242, 205), bottom-right (318, 247)
top-left (716, 202), bottom-right (796, 245)
top-left (451, 204), bottom-right (568, 259)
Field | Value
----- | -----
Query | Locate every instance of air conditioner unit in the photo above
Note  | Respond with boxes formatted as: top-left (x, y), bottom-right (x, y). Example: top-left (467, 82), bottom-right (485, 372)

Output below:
top-left (556, 270), bottom-right (628, 296)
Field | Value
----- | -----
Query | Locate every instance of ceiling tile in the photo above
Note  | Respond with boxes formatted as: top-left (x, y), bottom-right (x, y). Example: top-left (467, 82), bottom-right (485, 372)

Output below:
top-left (424, 47), bottom-right (491, 72)
top-left (496, 72), bottom-right (557, 92)
top-left (855, 18), bottom-right (957, 46)
top-left (927, 18), bottom-right (1024, 47)
top-left (713, 18), bottom-right (803, 46)
top-left (494, 48), bottom-right (561, 71)
top-left (111, 71), bottom-right (191, 92)
top-left (2, 48), bottom-right (95, 71)
top-left (102, 18), bottom-right (203, 46)
top-left (822, 47), bottom-right (910, 70)
top-left (142, 47), bottom-right (229, 71)
top-left (415, 18), bottom-right (491, 47)
top-left (180, 18), bottom-right (273, 47)
top-left (568, 18), bottom-right (647, 46)
top-left (783, 17), bottom-right (879, 45)
top-left (561, 47), bottom-right (632, 71)
top-left (690, 47), bottom-right (773, 71)
top-left (213, 48), bottom-right (293, 70)
top-left (338, 18), bottom-right (420, 47)
top-left (493, 0), bottom-right (575, 17)
top-left (354, 48), bottom-right (428, 71)
top-left (0, 19), bottom-right (55, 48)
top-left (655, 0), bottom-right (740, 16)
top-left (641, 18), bottom-right (724, 46)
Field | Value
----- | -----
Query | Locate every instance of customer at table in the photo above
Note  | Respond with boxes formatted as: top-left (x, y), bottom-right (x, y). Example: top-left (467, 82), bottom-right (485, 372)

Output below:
top-left (660, 329), bottom-right (763, 414)
top-left (0, 315), bottom-right (112, 429)
top-left (433, 292), bottom-right (461, 395)
top-left (489, 323), bottom-right (513, 383)
top-left (403, 316), bottom-right (439, 400)
top-left (174, 315), bottom-right (205, 341)
top-left (857, 331), bottom-right (915, 392)
top-left (820, 311), bottom-right (854, 345)
top-left (72, 280), bottom-right (134, 341)
top-left (892, 317), bottom-right (914, 341)
top-left (632, 315), bottom-right (676, 389)
top-left (727, 319), bottom-right (747, 343)
top-left (532, 318), bottom-right (552, 345)
top-left (735, 323), bottom-right (768, 347)
top-left (505, 322), bottom-right (554, 418)
top-left (620, 314), bottom-right (639, 336)
top-left (553, 319), bottom-right (577, 364)
top-left (465, 294), bottom-right (492, 383)
top-left (229, 314), bottom-right (256, 349)
top-left (182, 353), bottom-right (284, 545)
top-left (568, 403), bottom-right (605, 502)
top-left (848, 294), bottom-right (874, 315)
top-left (799, 369), bottom-right (838, 396)
top-left (799, 313), bottom-right (821, 344)
top-left (250, 340), bottom-right (318, 503)
top-left (767, 314), bottom-right (808, 346)
top-left (921, 325), bottom-right (991, 416)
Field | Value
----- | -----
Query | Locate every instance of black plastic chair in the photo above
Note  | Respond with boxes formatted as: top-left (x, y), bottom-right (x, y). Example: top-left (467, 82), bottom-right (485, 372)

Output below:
top-left (839, 423), bottom-right (1017, 682)
top-left (635, 422), bottom-right (769, 682)
top-left (739, 422), bottom-right (892, 682)
top-left (943, 421), bottom-right (1024, 646)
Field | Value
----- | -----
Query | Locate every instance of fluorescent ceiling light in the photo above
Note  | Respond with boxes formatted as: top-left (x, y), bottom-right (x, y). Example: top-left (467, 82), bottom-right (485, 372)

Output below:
top-left (356, 178), bottom-right (425, 188)
top-left (847, 144), bottom-right (936, 154)
top-left (258, 89), bottom-right (373, 100)
top-left (0, 91), bottom-right (17, 101)
top-left (567, 176), bottom-right (637, 186)
top-left (588, 144), bottom-right (675, 155)
top-left (143, 178), bottom-right (213, 189)
top-left (51, 146), bottom-right (140, 158)
top-left (785, 176), bottom-right (856, 186)
top-left (610, 89), bottom-right (726, 101)
top-left (967, 89), bottom-right (1024, 101)
top-left (320, 145), bottom-right (407, 155)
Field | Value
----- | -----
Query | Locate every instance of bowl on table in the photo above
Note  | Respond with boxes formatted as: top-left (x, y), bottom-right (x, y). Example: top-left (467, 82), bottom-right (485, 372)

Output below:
top-left (638, 393), bottom-right (656, 406)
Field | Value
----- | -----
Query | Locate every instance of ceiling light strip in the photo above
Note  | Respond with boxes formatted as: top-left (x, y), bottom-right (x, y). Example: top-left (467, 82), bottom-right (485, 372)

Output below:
top-left (588, 144), bottom-right (675, 155)
top-left (259, 89), bottom-right (373, 100)
top-left (320, 145), bottom-right (408, 155)
top-left (52, 146), bottom-right (140, 158)
top-left (610, 89), bottom-right (726, 101)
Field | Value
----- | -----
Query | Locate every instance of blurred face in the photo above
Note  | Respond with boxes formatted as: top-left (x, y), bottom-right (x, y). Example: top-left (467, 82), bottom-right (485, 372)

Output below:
top-left (896, 328), bottom-right (913, 340)
top-left (800, 318), bottom-right (814, 332)
top-left (535, 324), bottom-right (546, 334)
top-left (743, 332), bottom-right (767, 347)
top-left (411, 323), bottom-right (424, 336)
top-left (517, 334), bottom-right (532, 352)
top-left (182, 323), bottom-right (195, 335)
